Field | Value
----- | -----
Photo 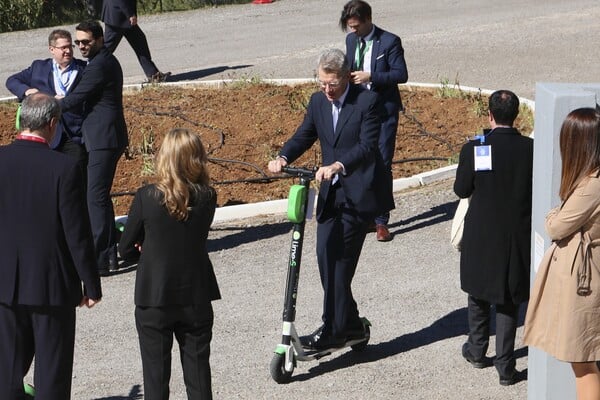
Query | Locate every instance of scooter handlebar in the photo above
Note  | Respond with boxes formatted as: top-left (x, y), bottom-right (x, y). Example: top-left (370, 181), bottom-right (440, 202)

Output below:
top-left (281, 166), bottom-right (317, 179)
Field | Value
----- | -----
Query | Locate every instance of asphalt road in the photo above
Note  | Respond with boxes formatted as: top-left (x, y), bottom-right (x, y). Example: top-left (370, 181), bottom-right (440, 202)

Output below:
top-left (2, 0), bottom-right (600, 99)
top-left (6, 1), bottom-right (599, 398)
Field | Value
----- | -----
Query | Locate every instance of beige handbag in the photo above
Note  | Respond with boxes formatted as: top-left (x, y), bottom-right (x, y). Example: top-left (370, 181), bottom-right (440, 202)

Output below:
top-left (450, 197), bottom-right (470, 251)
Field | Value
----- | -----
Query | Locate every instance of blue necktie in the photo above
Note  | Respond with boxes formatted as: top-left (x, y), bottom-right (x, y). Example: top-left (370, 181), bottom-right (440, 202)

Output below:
top-left (332, 100), bottom-right (341, 132)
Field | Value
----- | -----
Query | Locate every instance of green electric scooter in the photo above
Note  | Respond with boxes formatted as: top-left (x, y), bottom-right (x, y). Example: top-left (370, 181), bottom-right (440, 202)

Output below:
top-left (269, 166), bottom-right (371, 384)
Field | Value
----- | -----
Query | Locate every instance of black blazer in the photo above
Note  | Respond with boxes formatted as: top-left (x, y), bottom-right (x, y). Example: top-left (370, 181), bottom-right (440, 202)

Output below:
top-left (346, 25), bottom-right (408, 115)
top-left (119, 184), bottom-right (221, 306)
top-left (279, 85), bottom-right (394, 220)
top-left (0, 140), bottom-right (101, 306)
top-left (102, 0), bottom-right (137, 28)
top-left (454, 127), bottom-right (533, 304)
top-left (61, 48), bottom-right (128, 151)
top-left (5, 58), bottom-right (86, 149)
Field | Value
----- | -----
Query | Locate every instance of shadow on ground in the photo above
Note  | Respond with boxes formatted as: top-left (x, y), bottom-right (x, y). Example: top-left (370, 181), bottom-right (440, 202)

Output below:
top-left (391, 200), bottom-right (455, 236)
top-left (93, 384), bottom-right (142, 400)
top-left (292, 306), bottom-right (529, 383)
top-left (167, 65), bottom-right (252, 82)
top-left (208, 221), bottom-right (291, 252)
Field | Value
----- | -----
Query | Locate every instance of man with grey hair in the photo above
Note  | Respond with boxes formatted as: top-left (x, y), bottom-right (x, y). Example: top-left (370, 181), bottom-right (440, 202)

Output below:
top-left (0, 93), bottom-right (102, 399)
top-left (268, 48), bottom-right (393, 350)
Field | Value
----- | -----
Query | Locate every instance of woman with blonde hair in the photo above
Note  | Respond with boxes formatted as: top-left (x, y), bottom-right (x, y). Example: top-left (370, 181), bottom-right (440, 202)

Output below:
top-left (119, 128), bottom-right (220, 400)
top-left (524, 108), bottom-right (600, 400)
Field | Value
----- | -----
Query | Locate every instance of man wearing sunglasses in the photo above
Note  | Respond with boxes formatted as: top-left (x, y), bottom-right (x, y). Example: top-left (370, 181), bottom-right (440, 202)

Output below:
top-left (61, 20), bottom-right (129, 277)
top-left (6, 29), bottom-right (87, 177)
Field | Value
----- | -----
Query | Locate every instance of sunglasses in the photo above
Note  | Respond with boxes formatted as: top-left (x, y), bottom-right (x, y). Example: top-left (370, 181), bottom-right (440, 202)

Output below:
top-left (74, 39), bottom-right (93, 47)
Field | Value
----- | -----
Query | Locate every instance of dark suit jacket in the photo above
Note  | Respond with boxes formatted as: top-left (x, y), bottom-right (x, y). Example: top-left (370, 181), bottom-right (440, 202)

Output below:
top-left (61, 48), bottom-right (128, 151)
top-left (454, 127), bottom-right (533, 304)
top-left (5, 58), bottom-right (86, 149)
top-left (279, 85), bottom-right (394, 220)
top-left (102, 0), bottom-right (137, 28)
top-left (119, 184), bottom-right (221, 307)
top-left (345, 25), bottom-right (408, 114)
top-left (0, 139), bottom-right (101, 306)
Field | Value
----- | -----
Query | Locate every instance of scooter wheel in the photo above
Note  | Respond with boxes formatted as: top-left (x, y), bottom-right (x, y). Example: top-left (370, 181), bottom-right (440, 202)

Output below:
top-left (270, 353), bottom-right (294, 384)
top-left (351, 324), bottom-right (370, 352)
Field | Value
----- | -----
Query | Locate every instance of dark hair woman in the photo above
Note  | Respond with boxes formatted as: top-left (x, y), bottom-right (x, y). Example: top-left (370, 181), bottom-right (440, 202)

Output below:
top-left (524, 108), bottom-right (600, 400)
top-left (119, 128), bottom-right (221, 400)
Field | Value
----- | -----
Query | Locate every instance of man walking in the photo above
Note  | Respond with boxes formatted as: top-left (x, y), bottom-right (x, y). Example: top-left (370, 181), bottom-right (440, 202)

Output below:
top-left (0, 93), bottom-right (102, 399)
top-left (101, 0), bottom-right (170, 83)
top-left (340, 0), bottom-right (408, 241)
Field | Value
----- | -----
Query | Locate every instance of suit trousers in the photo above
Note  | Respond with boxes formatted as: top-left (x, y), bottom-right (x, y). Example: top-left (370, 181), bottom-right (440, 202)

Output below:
top-left (466, 295), bottom-right (518, 376)
top-left (374, 110), bottom-right (399, 226)
top-left (0, 303), bottom-right (76, 400)
top-left (316, 184), bottom-right (368, 338)
top-left (56, 138), bottom-right (88, 190)
top-left (135, 304), bottom-right (214, 400)
top-left (103, 24), bottom-right (159, 78)
top-left (87, 147), bottom-right (123, 268)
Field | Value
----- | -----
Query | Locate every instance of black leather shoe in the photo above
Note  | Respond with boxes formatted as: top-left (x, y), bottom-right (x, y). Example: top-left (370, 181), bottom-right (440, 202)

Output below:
top-left (300, 325), bottom-right (325, 348)
top-left (462, 343), bottom-right (489, 369)
top-left (98, 268), bottom-right (111, 277)
top-left (499, 369), bottom-right (520, 386)
top-left (312, 335), bottom-right (346, 350)
top-left (345, 325), bottom-right (367, 341)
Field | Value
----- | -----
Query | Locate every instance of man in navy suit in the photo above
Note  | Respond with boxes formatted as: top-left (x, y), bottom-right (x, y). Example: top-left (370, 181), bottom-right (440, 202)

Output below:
top-left (5, 29), bottom-right (87, 177)
top-left (268, 48), bottom-right (394, 349)
top-left (101, 0), bottom-right (170, 83)
top-left (61, 20), bottom-right (129, 276)
top-left (0, 93), bottom-right (102, 400)
top-left (340, 0), bottom-right (408, 242)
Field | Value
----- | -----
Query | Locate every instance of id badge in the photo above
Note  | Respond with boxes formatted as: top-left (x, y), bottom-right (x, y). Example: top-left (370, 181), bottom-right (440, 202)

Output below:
top-left (474, 145), bottom-right (492, 171)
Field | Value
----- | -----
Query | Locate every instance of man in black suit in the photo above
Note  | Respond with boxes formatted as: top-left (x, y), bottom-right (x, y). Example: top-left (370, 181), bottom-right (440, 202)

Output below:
top-left (340, 0), bottom-right (408, 242)
top-left (5, 29), bottom-right (87, 177)
top-left (454, 90), bottom-right (532, 386)
top-left (101, 0), bottom-right (170, 83)
top-left (0, 93), bottom-right (102, 399)
top-left (268, 48), bottom-right (394, 349)
top-left (61, 20), bottom-right (129, 276)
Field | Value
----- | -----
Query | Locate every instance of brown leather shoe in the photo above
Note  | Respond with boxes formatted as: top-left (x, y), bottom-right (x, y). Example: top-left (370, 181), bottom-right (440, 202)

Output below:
top-left (376, 224), bottom-right (392, 242)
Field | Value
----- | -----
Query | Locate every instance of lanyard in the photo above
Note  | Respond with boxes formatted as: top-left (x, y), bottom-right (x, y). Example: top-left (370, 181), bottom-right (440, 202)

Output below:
top-left (17, 133), bottom-right (48, 145)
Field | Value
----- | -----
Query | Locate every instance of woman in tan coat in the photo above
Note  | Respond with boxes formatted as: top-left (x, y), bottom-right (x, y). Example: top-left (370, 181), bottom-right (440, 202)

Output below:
top-left (524, 108), bottom-right (600, 400)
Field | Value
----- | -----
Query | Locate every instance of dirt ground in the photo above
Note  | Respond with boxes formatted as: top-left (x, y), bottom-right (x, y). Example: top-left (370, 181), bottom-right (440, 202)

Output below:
top-left (0, 83), bottom-right (533, 216)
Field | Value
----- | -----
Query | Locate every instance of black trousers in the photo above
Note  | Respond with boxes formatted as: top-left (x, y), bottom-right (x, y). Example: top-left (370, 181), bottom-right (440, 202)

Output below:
top-left (316, 184), bottom-right (368, 338)
top-left (87, 147), bottom-right (123, 268)
top-left (374, 109), bottom-right (399, 226)
top-left (55, 137), bottom-right (88, 189)
top-left (135, 304), bottom-right (214, 400)
top-left (465, 295), bottom-right (518, 376)
top-left (0, 303), bottom-right (76, 400)
top-left (104, 23), bottom-right (159, 78)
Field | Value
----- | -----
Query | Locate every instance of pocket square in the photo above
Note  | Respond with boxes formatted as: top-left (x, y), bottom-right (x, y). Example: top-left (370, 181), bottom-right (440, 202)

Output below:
top-left (376, 54), bottom-right (384, 60)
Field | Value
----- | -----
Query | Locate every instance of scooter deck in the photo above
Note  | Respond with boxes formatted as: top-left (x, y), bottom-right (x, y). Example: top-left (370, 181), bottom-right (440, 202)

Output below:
top-left (295, 336), bottom-right (369, 360)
